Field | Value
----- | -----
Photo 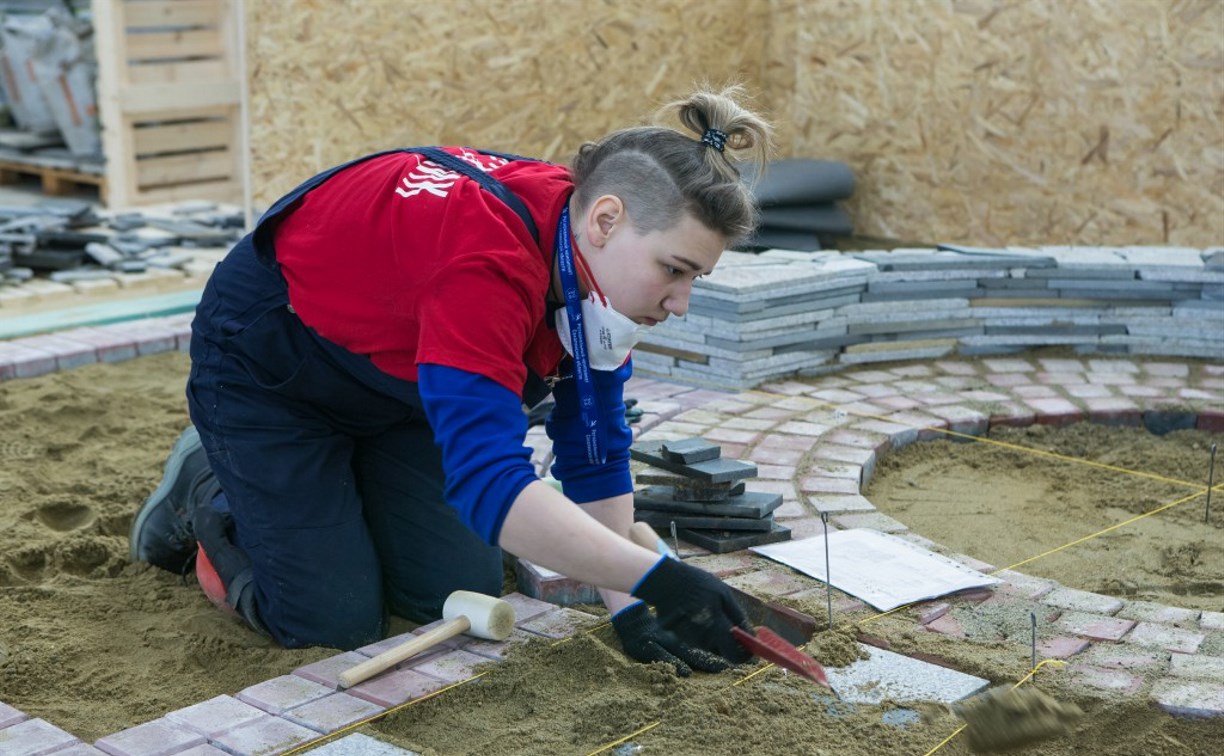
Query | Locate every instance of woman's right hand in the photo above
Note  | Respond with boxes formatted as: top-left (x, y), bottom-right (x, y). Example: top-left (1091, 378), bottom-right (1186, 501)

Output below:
top-left (630, 556), bottom-right (753, 666)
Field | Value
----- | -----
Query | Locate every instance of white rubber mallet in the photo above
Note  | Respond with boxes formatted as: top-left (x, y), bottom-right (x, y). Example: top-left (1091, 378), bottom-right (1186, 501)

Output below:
top-left (337, 590), bottom-right (515, 689)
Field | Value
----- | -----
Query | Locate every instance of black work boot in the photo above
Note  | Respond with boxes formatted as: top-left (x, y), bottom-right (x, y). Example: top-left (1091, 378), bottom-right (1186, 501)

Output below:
top-left (129, 426), bottom-right (218, 572)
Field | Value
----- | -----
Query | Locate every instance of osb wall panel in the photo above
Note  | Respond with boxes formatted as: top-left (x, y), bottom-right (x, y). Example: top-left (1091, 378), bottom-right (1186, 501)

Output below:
top-left (780, 0), bottom-right (1224, 246)
top-left (247, 0), bottom-right (770, 207)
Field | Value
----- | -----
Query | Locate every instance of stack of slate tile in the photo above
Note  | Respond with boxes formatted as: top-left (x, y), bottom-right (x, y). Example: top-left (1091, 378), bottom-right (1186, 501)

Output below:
top-left (738, 159), bottom-right (857, 252)
top-left (630, 437), bottom-right (791, 554)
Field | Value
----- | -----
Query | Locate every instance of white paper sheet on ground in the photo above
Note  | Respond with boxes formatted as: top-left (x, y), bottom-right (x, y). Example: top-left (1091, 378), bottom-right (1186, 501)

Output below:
top-left (750, 528), bottom-right (1000, 611)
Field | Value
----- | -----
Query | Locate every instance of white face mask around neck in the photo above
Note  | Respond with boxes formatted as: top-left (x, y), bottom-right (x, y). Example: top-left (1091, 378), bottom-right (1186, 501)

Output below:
top-left (555, 289), bottom-right (649, 371)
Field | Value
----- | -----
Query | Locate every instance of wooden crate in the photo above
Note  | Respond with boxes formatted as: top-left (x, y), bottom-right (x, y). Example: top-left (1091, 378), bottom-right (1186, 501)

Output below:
top-left (92, 0), bottom-right (245, 208)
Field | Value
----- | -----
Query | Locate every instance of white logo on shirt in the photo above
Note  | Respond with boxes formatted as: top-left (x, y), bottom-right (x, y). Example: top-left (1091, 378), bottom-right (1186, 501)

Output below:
top-left (394, 150), bottom-right (510, 200)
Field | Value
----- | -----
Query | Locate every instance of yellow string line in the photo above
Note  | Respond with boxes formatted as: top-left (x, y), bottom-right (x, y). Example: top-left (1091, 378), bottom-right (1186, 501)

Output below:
top-left (583, 721), bottom-right (662, 756)
top-left (739, 388), bottom-right (1205, 489)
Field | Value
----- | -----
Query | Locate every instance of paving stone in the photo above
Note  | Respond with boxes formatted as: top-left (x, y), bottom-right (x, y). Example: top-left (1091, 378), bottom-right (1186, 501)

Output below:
top-left (514, 558), bottom-right (600, 605)
top-left (1025, 398), bottom-right (1087, 426)
top-left (805, 493), bottom-right (875, 513)
top-left (166, 695), bottom-right (269, 738)
top-left (210, 716), bottom-right (318, 755)
top-left (1077, 645), bottom-right (1169, 673)
top-left (346, 667), bottom-right (449, 708)
top-left (0, 344), bottom-right (57, 379)
top-left (982, 358), bottom-right (1035, 373)
top-left (724, 569), bottom-right (811, 598)
top-left (1150, 678), bottom-right (1224, 718)
top-left (0, 701), bottom-right (28, 729)
top-left (463, 627), bottom-right (537, 661)
top-left (1055, 611), bottom-right (1136, 642)
top-left (1116, 601), bottom-right (1201, 628)
top-left (1169, 653), bottom-right (1224, 681)
top-left (406, 649), bottom-right (492, 684)
top-left (824, 643), bottom-right (989, 704)
top-left (754, 463), bottom-right (797, 480)
top-left (924, 614), bottom-right (966, 639)
top-left (916, 602), bottom-right (950, 625)
top-left (994, 570), bottom-right (1057, 600)
top-left (1064, 383), bottom-right (1114, 399)
top-left (517, 607), bottom-right (600, 639)
top-left (1201, 611), bottom-right (1224, 632)
top-left (0, 718), bottom-right (80, 755)
top-left (1035, 636), bottom-right (1090, 659)
top-left (746, 445), bottom-right (804, 466)
top-left (294, 651), bottom-right (371, 690)
top-left (283, 693), bottom-right (385, 734)
top-left (831, 511), bottom-right (907, 533)
top-left (356, 630), bottom-right (442, 659)
top-left (237, 675), bottom-right (335, 716)
top-left (1012, 384), bottom-right (1059, 399)
top-left (1042, 586), bottom-right (1124, 615)
top-left (306, 733), bottom-right (420, 756)
top-left (1125, 622), bottom-right (1206, 654)
top-left (94, 718), bottom-right (205, 756)
top-left (50, 745), bottom-right (111, 756)
top-left (1068, 664), bottom-right (1145, 696)
top-left (683, 552), bottom-right (759, 578)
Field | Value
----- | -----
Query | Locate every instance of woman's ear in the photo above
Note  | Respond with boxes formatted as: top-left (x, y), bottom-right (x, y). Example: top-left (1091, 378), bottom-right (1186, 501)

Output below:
top-left (584, 195), bottom-right (625, 249)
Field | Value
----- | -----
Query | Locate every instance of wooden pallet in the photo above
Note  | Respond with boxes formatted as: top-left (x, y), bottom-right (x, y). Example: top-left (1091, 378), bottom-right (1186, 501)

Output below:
top-left (0, 157), bottom-right (106, 200)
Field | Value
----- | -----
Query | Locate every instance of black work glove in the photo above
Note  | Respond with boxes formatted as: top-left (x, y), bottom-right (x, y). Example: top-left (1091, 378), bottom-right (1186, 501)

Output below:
top-left (630, 557), bottom-right (753, 667)
top-left (611, 602), bottom-right (736, 676)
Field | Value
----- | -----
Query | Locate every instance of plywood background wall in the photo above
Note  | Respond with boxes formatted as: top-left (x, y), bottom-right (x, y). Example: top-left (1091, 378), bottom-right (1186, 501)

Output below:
top-left (246, 0), bottom-right (1223, 247)
top-left (247, 0), bottom-right (770, 203)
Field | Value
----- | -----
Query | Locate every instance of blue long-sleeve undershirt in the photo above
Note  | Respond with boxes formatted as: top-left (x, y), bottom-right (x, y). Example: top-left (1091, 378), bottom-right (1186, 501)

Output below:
top-left (417, 361), bottom-right (633, 546)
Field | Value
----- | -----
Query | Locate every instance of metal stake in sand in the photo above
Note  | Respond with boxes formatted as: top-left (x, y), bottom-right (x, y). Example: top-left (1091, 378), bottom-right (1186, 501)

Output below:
top-left (1207, 443), bottom-right (1217, 525)
top-left (669, 520), bottom-right (681, 559)
top-left (821, 511), bottom-right (833, 631)
top-left (1030, 611), bottom-right (1037, 671)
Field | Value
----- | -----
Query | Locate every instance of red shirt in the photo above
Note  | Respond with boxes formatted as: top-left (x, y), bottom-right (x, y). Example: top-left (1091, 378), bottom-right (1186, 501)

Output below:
top-left (273, 148), bottom-right (570, 394)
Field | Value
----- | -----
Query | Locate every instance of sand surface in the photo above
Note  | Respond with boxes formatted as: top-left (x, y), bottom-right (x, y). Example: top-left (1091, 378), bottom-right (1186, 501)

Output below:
top-left (0, 354), bottom-right (1221, 753)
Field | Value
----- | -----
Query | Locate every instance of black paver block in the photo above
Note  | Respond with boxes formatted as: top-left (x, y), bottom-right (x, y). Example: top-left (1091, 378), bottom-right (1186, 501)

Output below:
top-left (660, 438), bottom-right (721, 464)
top-left (635, 509), bottom-right (774, 532)
top-left (634, 487), bottom-right (781, 518)
top-left (676, 522), bottom-right (792, 554)
top-left (630, 440), bottom-right (758, 483)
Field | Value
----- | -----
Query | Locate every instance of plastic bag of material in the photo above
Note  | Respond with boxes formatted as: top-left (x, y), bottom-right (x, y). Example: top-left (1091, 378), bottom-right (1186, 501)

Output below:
top-left (0, 12), bottom-right (58, 133)
top-left (31, 8), bottom-right (99, 156)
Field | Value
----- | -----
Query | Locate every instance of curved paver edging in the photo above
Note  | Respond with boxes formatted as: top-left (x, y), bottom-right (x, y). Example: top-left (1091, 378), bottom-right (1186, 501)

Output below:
top-left (1, 318), bottom-right (1222, 753)
top-left (634, 245), bottom-right (1224, 390)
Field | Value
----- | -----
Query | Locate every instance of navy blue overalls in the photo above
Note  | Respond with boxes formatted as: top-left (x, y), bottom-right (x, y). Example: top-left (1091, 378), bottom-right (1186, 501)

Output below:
top-left (187, 148), bottom-right (551, 649)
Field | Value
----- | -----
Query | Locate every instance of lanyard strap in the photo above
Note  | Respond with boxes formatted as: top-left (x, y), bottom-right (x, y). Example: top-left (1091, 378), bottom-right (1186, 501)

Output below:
top-left (555, 206), bottom-right (606, 465)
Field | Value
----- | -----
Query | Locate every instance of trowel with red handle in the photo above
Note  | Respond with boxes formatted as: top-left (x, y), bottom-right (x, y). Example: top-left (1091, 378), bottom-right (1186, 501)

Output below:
top-left (731, 625), bottom-right (834, 691)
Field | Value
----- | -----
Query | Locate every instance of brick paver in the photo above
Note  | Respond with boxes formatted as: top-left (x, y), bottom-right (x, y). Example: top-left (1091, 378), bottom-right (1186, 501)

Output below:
top-left (0, 718), bottom-right (80, 755)
top-left (94, 718), bottom-right (205, 756)
top-left (1125, 622), bottom-right (1206, 654)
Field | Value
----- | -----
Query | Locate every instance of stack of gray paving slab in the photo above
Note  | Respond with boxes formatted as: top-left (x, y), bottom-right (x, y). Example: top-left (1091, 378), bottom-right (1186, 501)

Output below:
top-left (633, 245), bottom-right (1223, 390)
top-left (630, 437), bottom-right (790, 554)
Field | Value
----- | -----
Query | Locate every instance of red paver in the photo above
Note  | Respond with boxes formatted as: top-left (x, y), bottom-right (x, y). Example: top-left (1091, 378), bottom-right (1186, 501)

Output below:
top-left (94, 718), bottom-right (205, 756)
top-left (1064, 383), bottom-right (1114, 398)
top-left (871, 395), bottom-right (923, 411)
top-left (982, 359), bottom-right (1035, 373)
top-left (1043, 587), bottom-right (1124, 615)
top-left (773, 420), bottom-right (832, 438)
top-left (935, 360), bottom-right (979, 376)
top-left (514, 559), bottom-right (599, 605)
top-left (293, 651), bottom-right (370, 690)
top-left (724, 569), bottom-right (811, 598)
top-left (15, 334), bottom-right (97, 371)
top-left (1083, 396), bottom-right (1142, 425)
top-left (346, 667), bottom-right (449, 708)
top-left (1012, 384), bottom-right (1059, 399)
top-left (1035, 636), bottom-right (1090, 659)
top-left (1116, 602), bottom-right (1201, 628)
top-left (703, 426), bottom-right (761, 444)
top-left (799, 476), bottom-right (860, 495)
top-left (822, 429), bottom-right (890, 452)
top-left (1068, 664), bottom-right (1145, 696)
top-left (1143, 362), bottom-right (1190, 377)
top-left (985, 373), bottom-right (1032, 388)
top-left (237, 675), bottom-right (334, 716)
top-left (408, 650), bottom-right (491, 684)
top-left (166, 695), bottom-right (267, 739)
top-left (987, 403), bottom-right (1038, 427)
top-left (747, 445), bottom-right (804, 466)
top-left (1077, 646), bottom-right (1169, 672)
top-left (1055, 611), bottom-right (1136, 642)
top-left (754, 463), bottom-right (797, 480)
top-left (924, 614), bottom-right (966, 639)
top-left (357, 630), bottom-right (438, 658)
top-left (917, 602), bottom-right (950, 625)
top-left (282, 693), bottom-right (385, 734)
top-left (0, 719), bottom-right (78, 755)
top-left (0, 344), bottom-right (57, 379)
top-left (517, 607), bottom-right (600, 639)
top-left (811, 444), bottom-right (875, 466)
top-left (1197, 408), bottom-right (1224, 432)
top-left (68, 327), bottom-right (138, 363)
top-left (1025, 398), bottom-right (1086, 426)
top-left (499, 592), bottom-right (557, 624)
top-left (463, 627), bottom-right (537, 661)
top-left (210, 717), bottom-right (317, 756)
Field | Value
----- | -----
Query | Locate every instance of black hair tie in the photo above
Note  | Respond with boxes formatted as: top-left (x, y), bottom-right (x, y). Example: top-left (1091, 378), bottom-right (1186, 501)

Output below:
top-left (701, 127), bottom-right (728, 153)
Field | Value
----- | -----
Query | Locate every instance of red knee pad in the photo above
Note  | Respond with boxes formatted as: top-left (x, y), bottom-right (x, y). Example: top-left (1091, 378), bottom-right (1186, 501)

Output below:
top-left (196, 545), bottom-right (238, 618)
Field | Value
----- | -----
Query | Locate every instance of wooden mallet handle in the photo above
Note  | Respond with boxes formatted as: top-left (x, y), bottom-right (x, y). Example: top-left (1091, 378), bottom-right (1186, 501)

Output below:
top-left (338, 616), bottom-right (471, 689)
